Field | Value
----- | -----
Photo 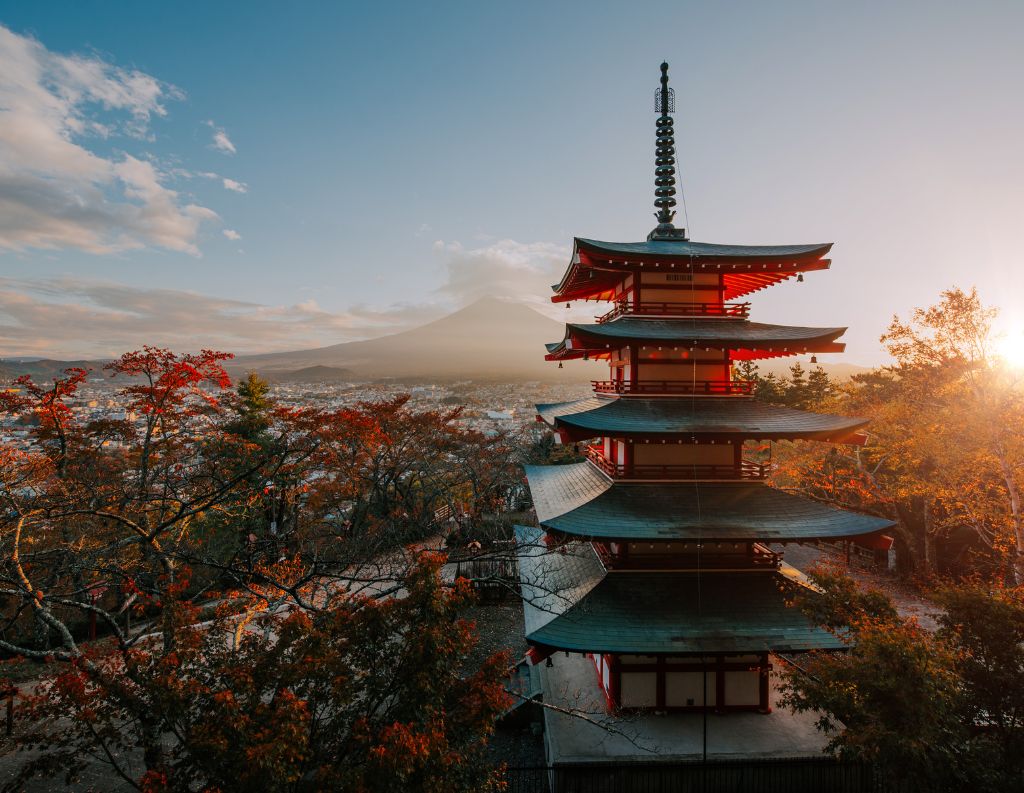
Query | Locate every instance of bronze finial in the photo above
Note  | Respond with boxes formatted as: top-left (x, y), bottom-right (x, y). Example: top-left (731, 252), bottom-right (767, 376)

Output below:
top-left (650, 61), bottom-right (686, 240)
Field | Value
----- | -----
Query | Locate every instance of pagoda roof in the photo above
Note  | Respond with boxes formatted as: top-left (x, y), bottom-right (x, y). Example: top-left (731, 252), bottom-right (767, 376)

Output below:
top-left (537, 396), bottom-right (868, 442)
top-left (544, 318), bottom-right (846, 360)
top-left (577, 238), bottom-right (833, 262)
top-left (552, 238), bottom-right (833, 302)
top-left (516, 525), bottom-right (844, 655)
top-left (525, 462), bottom-right (894, 541)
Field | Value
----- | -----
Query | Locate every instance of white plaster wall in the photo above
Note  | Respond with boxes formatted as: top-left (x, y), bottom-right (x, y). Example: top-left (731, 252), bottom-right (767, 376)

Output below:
top-left (620, 672), bottom-right (658, 707)
top-left (724, 671), bottom-right (760, 706)
top-left (666, 672), bottom-right (716, 707)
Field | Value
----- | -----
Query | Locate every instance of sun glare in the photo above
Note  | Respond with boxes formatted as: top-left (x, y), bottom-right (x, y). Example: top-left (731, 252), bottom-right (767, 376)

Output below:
top-left (994, 329), bottom-right (1024, 369)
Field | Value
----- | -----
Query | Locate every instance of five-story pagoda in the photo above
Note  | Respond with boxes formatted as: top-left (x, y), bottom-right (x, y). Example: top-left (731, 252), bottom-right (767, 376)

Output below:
top-left (516, 63), bottom-right (893, 719)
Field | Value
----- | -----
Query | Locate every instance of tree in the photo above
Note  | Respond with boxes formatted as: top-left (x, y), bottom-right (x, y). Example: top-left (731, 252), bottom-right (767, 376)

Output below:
top-left (10, 555), bottom-right (510, 793)
top-left (0, 354), bottom-right (515, 789)
top-left (781, 568), bottom-right (1024, 792)
top-left (771, 288), bottom-right (1024, 579)
top-left (805, 366), bottom-right (834, 408)
top-left (786, 362), bottom-right (808, 407)
top-left (225, 371), bottom-right (274, 443)
top-left (754, 372), bottom-right (788, 404)
top-left (0, 367), bottom-right (89, 476)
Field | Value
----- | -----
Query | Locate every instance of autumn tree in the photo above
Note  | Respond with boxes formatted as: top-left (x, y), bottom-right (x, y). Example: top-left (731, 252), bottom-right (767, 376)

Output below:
top-left (10, 555), bottom-right (510, 793)
top-left (0, 355), bottom-right (516, 789)
top-left (781, 568), bottom-right (1024, 792)
top-left (771, 288), bottom-right (1024, 579)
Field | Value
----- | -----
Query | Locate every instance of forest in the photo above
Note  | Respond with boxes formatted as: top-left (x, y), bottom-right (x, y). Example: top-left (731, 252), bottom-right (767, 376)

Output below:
top-left (0, 288), bottom-right (1020, 792)
top-left (0, 352), bottom-right (521, 791)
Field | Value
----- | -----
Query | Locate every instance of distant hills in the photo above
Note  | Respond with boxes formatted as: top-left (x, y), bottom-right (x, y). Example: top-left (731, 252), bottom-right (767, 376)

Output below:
top-left (262, 365), bottom-right (356, 383)
top-left (228, 297), bottom-right (580, 382)
top-left (0, 297), bottom-right (873, 384)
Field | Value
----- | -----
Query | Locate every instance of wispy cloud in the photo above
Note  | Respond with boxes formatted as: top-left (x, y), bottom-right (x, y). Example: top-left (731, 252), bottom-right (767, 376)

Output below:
top-left (432, 237), bottom-right (581, 321)
top-left (205, 120), bottom-right (236, 155)
top-left (0, 239), bottom-right (578, 358)
top-left (222, 177), bottom-right (247, 193)
top-left (0, 276), bottom-right (425, 358)
top-left (0, 25), bottom-right (219, 255)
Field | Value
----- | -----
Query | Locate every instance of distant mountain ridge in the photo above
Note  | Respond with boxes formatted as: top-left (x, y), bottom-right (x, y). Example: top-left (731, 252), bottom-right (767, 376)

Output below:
top-left (264, 365), bottom-right (356, 383)
top-left (0, 297), bottom-right (872, 384)
top-left (229, 297), bottom-right (584, 382)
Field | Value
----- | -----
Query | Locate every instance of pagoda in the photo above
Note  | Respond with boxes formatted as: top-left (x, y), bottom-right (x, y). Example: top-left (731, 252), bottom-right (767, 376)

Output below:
top-left (516, 63), bottom-right (894, 721)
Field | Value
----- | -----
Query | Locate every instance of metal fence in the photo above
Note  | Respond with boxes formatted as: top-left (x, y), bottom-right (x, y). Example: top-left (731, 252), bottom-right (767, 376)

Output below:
top-left (501, 757), bottom-right (896, 793)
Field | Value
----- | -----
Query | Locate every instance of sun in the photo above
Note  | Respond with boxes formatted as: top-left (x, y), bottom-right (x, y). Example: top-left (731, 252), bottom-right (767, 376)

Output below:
top-left (993, 329), bottom-right (1024, 369)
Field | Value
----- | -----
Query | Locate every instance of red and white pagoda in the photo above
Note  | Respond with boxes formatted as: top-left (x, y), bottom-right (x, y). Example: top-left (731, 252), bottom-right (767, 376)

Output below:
top-left (516, 63), bottom-right (893, 720)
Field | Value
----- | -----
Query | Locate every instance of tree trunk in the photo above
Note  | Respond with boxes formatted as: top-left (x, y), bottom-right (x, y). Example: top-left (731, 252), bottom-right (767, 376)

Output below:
top-left (922, 495), bottom-right (936, 574)
top-left (141, 714), bottom-right (165, 775)
top-left (992, 441), bottom-right (1024, 585)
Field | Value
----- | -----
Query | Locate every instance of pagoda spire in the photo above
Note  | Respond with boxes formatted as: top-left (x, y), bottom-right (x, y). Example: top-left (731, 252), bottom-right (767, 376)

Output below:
top-left (649, 61), bottom-right (687, 241)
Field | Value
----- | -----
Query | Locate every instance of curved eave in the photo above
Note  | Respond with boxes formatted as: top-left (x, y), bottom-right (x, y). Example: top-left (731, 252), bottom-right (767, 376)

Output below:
top-left (524, 568), bottom-right (846, 656)
top-left (543, 320), bottom-right (847, 361)
top-left (535, 396), bottom-right (869, 443)
top-left (552, 238), bottom-right (833, 302)
top-left (577, 237), bottom-right (834, 262)
top-left (524, 462), bottom-right (895, 542)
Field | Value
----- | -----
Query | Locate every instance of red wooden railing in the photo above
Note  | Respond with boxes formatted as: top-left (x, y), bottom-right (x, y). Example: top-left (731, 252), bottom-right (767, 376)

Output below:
top-left (585, 445), bottom-right (767, 481)
top-left (596, 301), bottom-right (750, 323)
top-left (591, 379), bottom-right (754, 396)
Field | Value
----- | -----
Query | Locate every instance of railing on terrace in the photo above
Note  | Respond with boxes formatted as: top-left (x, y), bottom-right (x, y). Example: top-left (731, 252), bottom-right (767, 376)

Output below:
top-left (586, 445), bottom-right (767, 481)
top-left (596, 300), bottom-right (750, 323)
top-left (593, 541), bottom-right (782, 571)
top-left (592, 379), bottom-right (753, 396)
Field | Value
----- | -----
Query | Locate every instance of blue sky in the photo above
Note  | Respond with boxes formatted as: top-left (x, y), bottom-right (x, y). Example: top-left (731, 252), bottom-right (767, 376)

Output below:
top-left (1, 1), bottom-right (1022, 363)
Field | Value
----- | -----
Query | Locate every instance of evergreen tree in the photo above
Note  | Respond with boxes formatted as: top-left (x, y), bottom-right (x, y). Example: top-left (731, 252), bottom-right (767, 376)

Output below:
top-left (787, 362), bottom-right (808, 407)
top-left (805, 366), bottom-right (835, 407)
top-left (227, 371), bottom-right (274, 443)
top-left (732, 359), bottom-right (761, 384)
top-left (754, 372), bottom-right (788, 404)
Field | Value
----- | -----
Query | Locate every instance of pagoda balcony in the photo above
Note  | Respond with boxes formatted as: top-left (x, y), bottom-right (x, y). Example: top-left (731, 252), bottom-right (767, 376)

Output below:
top-left (593, 541), bottom-right (782, 571)
top-left (585, 445), bottom-right (767, 481)
top-left (596, 300), bottom-right (750, 324)
top-left (591, 379), bottom-right (754, 396)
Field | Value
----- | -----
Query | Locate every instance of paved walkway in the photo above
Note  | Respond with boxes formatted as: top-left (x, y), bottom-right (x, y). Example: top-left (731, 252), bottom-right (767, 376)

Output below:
top-left (776, 543), bottom-right (942, 631)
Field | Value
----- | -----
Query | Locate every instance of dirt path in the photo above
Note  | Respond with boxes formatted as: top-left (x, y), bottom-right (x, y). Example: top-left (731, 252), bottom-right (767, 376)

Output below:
top-left (777, 542), bottom-right (942, 631)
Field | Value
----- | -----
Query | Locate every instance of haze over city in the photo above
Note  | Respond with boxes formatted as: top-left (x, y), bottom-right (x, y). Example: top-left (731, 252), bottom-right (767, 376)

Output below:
top-left (1, 1), bottom-right (1022, 366)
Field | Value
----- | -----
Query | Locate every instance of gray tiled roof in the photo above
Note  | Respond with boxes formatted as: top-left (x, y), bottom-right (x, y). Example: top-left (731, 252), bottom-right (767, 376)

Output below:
top-left (536, 397), bottom-right (867, 439)
top-left (525, 567), bottom-right (846, 655)
top-left (514, 525), bottom-right (606, 636)
top-left (551, 318), bottom-right (846, 348)
top-left (576, 238), bottom-right (833, 261)
top-left (524, 463), bottom-right (894, 541)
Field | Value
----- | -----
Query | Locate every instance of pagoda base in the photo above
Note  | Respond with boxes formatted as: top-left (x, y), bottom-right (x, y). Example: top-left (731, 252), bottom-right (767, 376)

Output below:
top-left (538, 652), bottom-right (828, 766)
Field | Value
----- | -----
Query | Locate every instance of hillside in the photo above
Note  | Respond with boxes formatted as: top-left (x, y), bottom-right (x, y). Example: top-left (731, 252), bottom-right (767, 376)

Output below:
top-left (229, 297), bottom-right (586, 382)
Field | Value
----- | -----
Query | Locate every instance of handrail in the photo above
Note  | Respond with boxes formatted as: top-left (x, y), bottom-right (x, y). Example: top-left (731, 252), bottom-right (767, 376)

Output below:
top-left (592, 379), bottom-right (754, 396)
top-left (585, 446), bottom-right (767, 481)
top-left (596, 301), bottom-right (750, 323)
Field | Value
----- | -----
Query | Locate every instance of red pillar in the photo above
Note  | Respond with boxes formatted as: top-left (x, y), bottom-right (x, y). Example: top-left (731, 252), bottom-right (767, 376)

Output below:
top-left (608, 655), bottom-right (621, 710)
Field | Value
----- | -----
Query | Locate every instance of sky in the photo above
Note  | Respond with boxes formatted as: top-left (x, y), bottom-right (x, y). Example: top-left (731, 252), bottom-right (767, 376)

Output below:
top-left (0, 1), bottom-right (1022, 365)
